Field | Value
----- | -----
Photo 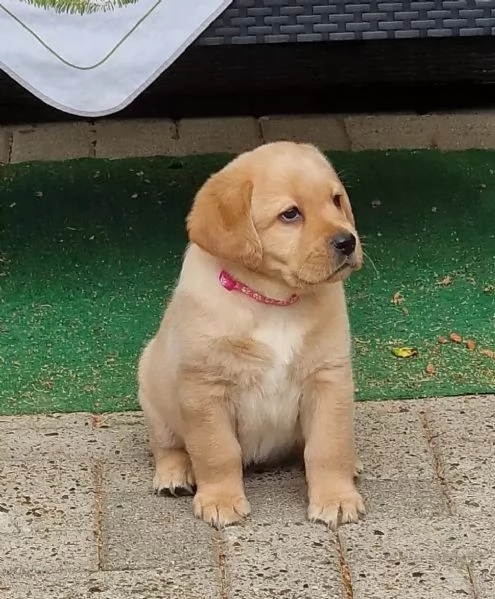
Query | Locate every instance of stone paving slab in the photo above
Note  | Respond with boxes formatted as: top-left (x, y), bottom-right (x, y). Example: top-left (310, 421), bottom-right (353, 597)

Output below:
top-left (94, 119), bottom-right (177, 159)
top-left (422, 395), bottom-right (495, 518)
top-left (0, 126), bottom-right (11, 163)
top-left (348, 559), bottom-right (475, 599)
top-left (1, 395), bottom-right (494, 598)
top-left (223, 523), bottom-right (345, 599)
top-left (10, 122), bottom-right (94, 163)
top-left (472, 556), bottom-right (495, 598)
top-left (7, 112), bottom-right (495, 164)
top-left (0, 460), bottom-right (94, 533)
top-left (259, 114), bottom-right (350, 150)
top-left (0, 568), bottom-right (221, 599)
top-left (1, 530), bottom-right (97, 575)
top-left (354, 401), bottom-right (436, 481)
top-left (101, 493), bottom-right (217, 572)
top-left (340, 516), bottom-right (476, 598)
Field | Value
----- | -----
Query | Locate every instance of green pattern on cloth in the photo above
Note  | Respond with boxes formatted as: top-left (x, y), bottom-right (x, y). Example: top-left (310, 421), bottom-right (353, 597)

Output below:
top-left (17, 0), bottom-right (139, 15)
top-left (0, 151), bottom-right (494, 415)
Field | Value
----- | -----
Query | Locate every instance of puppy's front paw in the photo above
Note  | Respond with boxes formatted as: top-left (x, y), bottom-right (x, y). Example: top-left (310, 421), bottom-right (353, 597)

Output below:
top-left (153, 449), bottom-right (196, 496)
top-left (308, 484), bottom-right (365, 530)
top-left (193, 490), bottom-right (251, 528)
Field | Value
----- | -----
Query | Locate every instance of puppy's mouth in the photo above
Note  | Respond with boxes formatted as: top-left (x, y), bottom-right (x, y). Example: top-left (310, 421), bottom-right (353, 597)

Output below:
top-left (327, 261), bottom-right (352, 281)
top-left (295, 257), bottom-right (361, 287)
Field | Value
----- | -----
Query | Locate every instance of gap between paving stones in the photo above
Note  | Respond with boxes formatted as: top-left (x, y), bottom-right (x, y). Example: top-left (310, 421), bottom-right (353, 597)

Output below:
top-left (3, 111), bottom-right (495, 164)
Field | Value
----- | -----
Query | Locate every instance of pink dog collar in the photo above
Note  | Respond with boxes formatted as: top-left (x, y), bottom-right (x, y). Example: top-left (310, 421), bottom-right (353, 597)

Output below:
top-left (219, 270), bottom-right (299, 307)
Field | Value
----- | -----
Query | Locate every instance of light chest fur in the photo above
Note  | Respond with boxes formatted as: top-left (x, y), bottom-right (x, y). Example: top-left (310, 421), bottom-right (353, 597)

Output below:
top-left (236, 311), bottom-right (306, 465)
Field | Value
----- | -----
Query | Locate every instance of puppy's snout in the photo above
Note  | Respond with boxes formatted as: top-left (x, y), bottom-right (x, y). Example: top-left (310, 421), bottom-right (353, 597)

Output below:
top-left (331, 232), bottom-right (356, 257)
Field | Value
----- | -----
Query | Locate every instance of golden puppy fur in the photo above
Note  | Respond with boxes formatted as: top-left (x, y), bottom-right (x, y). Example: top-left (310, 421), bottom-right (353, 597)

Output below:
top-left (138, 141), bottom-right (365, 529)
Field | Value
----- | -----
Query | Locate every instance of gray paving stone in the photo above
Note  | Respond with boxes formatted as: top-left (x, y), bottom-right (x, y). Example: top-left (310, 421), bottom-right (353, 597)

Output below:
top-left (176, 117), bottom-right (262, 155)
top-left (1, 530), bottom-right (97, 574)
top-left (244, 465), bottom-right (307, 523)
top-left (223, 523), bottom-right (345, 599)
top-left (0, 412), bottom-right (92, 431)
top-left (433, 112), bottom-right (495, 150)
top-left (461, 516), bottom-right (495, 562)
top-left (93, 424), bottom-right (150, 463)
top-left (1, 426), bottom-right (100, 461)
top-left (423, 396), bottom-right (495, 516)
top-left (355, 401), bottom-right (435, 480)
top-left (102, 456), bottom-right (153, 495)
top-left (10, 123), bottom-right (94, 163)
top-left (340, 515), bottom-right (477, 598)
top-left (447, 472), bottom-right (495, 518)
top-left (349, 559), bottom-right (474, 599)
top-left (358, 478), bottom-right (448, 518)
top-left (0, 461), bottom-right (94, 533)
top-left (101, 492), bottom-right (218, 572)
top-left (0, 126), bottom-right (11, 163)
top-left (95, 411), bottom-right (145, 428)
top-left (95, 119), bottom-right (177, 159)
top-left (471, 556), bottom-right (495, 599)
top-left (341, 515), bottom-right (477, 562)
top-left (1, 423), bottom-right (148, 463)
top-left (345, 114), bottom-right (434, 150)
top-left (259, 114), bottom-right (350, 150)
top-left (0, 568), bottom-right (219, 599)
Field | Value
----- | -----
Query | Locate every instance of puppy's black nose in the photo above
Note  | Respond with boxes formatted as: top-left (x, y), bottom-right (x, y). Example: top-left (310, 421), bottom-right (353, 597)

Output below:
top-left (331, 232), bottom-right (356, 257)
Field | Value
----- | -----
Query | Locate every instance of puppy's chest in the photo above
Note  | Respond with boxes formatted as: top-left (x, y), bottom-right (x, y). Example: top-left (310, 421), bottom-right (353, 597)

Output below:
top-left (236, 317), bottom-right (306, 463)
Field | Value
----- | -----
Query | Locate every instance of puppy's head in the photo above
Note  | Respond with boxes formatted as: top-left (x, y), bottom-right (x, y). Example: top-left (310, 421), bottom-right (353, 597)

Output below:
top-left (187, 142), bottom-right (362, 288)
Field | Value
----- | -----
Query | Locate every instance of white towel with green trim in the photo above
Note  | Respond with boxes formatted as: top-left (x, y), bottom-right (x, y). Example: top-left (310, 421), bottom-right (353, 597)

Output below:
top-left (0, 0), bottom-right (231, 117)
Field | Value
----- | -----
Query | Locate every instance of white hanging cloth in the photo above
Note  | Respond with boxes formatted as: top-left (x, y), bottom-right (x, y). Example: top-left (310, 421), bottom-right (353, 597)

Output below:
top-left (0, 0), bottom-right (231, 117)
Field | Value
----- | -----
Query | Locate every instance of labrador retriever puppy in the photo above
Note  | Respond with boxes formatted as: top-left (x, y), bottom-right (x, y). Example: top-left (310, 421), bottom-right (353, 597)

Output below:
top-left (138, 141), bottom-right (365, 529)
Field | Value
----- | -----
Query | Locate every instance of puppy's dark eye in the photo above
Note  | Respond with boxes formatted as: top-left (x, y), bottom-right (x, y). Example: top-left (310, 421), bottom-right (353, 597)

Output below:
top-left (333, 194), bottom-right (342, 209)
top-left (280, 207), bottom-right (302, 223)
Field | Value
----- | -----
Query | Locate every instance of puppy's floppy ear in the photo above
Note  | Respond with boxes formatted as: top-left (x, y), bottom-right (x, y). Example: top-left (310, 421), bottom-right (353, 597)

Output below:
top-left (186, 170), bottom-right (262, 270)
top-left (340, 188), bottom-right (356, 228)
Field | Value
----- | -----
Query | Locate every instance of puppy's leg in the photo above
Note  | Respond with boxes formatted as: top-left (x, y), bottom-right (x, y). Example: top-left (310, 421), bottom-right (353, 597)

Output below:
top-left (300, 367), bottom-right (365, 529)
top-left (181, 381), bottom-right (250, 528)
top-left (140, 391), bottom-right (196, 496)
top-left (151, 430), bottom-right (196, 497)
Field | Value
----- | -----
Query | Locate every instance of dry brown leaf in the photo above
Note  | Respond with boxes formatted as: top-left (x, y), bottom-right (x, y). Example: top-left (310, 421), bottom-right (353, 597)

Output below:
top-left (481, 349), bottom-right (495, 359)
top-left (438, 275), bottom-right (452, 287)
top-left (450, 332), bottom-right (462, 343)
top-left (437, 336), bottom-right (448, 344)
top-left (425, 363), bottom-right (436, 375)
top-left (391, 292), bottom-right (405, 305)
top-left (465, 339), bottom-right (476, 351)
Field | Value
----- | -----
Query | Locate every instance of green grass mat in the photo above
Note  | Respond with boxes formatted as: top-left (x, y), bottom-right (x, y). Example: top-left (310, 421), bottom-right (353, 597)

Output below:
top-left (1, 151), bottom-right (494, 415)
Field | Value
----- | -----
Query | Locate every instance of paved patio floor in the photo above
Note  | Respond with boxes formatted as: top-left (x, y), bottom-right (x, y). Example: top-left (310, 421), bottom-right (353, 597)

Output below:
top-left (1, 396), bottom-right (494, 598)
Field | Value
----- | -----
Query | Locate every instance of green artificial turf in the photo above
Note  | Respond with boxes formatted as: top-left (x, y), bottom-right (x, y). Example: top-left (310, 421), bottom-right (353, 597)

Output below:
top-left (0, 150), bottom-right (494, 415)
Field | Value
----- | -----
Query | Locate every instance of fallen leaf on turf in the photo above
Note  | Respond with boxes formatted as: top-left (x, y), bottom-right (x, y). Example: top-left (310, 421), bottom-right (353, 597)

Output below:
top-left (437, 336), bottom-right (448, 344)
top-left (392, 347), bottom-right (418, 358)
top-left (450, 332), bottom-right (462, 343)
top-left (465, 339), bottom-right (476, 350)
top-left (438, 275), bottom-right (452, 287)
top-left (425, 363), bottom-right (435, 375)
top-left (391, 292), bottom-right (405, 305)
top-left (481, 349), bottom-right (495, 359)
